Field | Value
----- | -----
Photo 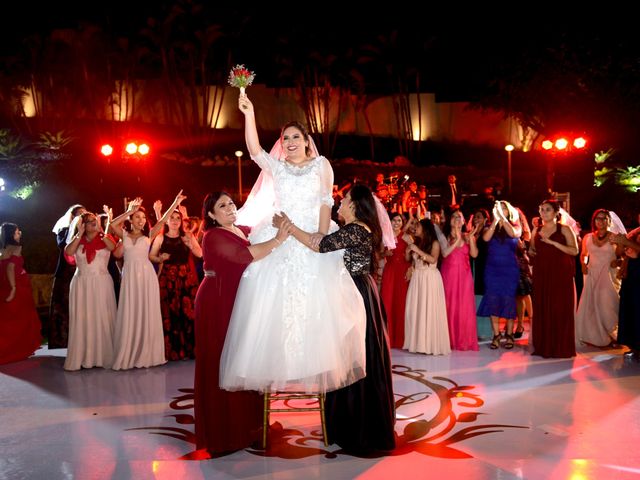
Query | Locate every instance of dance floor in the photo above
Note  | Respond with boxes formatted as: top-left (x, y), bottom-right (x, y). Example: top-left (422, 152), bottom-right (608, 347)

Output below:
top-left (2, 329), bottom-right (640, 480)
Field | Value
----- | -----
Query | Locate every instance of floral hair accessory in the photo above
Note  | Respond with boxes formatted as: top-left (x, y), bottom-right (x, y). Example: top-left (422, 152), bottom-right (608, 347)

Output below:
top-left (228, 64), bottom-right (255, 95)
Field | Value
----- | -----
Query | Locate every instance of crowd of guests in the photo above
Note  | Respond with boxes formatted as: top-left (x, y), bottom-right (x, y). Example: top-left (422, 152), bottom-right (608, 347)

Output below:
top-left (375, 190), bottom-right (640, 362)
top-left (2, 94), bottom-right (640, 460)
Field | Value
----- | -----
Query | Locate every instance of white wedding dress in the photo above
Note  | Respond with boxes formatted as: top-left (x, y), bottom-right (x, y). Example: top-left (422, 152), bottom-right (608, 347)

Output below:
top-left (220, 150), bottom-right (367, 393)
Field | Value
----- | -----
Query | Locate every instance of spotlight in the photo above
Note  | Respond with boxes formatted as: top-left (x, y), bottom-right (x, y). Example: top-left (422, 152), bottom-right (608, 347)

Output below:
top-left (138, 144), bottom-right (150, 155)
top-left (101, 144), bottom-right (113, 157)
top-left (125, 143), bottom-right (138, 155)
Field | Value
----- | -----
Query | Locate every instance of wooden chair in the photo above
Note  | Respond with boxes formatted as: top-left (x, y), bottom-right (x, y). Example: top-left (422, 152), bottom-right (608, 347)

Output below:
top-left (262, 391), bottom-right (328, 449)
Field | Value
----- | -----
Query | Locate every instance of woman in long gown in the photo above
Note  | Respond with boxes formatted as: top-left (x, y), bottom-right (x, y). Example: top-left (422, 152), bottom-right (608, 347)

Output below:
top-left (109, 192), bottom-right (185, 370)
top-left (477, 201), bottom-right (522, 349)
top-left (220, 94), bottom-right (366, 394)
top-left (529, 199), bottom-right (579, 358)
top-left (380, 213), bottom-right (412, 348)
top-left (441, 210), bottom-right (479, 351)
top-left (149, 208), bottom-right (202, 360)
top-left (49, 204), bottom-right (85, 348)
top-left (0, 223), bottom-right (42, 365)
top-left (610, 228), bottom-right (640, 358)
top-left (403, 218), bottom-right (450, 355)
top-left (194, 192), bottom-right (291, 456)
top-left (63, 212), bottom-right (117, 371)
top-left (470, 209), bottom-right (492, 340)
top-left (575, 210), bottom-right (620, 347)
top-left (278, 184), bottom-right (395, 454)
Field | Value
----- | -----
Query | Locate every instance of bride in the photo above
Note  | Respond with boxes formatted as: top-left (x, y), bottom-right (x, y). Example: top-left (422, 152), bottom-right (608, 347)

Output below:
top-left (219, 94), bottom-right (367, 393)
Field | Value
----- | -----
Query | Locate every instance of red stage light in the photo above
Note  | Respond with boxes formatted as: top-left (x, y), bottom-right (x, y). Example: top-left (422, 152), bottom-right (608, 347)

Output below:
top-left (555, 138), bottom-right (568, 150)
top-left (125, 142), bottom-right (138, 155)
top-left (542, 140), bottom-right (553, 150)
top-left (101, 144), bottom-right (113, 156)
top-left (573, 137), bottom-right (587, 149)
top-left (138, 143), bottom-right (150, 155)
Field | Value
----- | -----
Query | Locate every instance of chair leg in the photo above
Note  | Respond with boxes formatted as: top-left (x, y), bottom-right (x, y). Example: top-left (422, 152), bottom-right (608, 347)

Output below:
top-left (319, 394), bottom-right (328, 446)
top-left (262, 392), bottom-right (270, 449)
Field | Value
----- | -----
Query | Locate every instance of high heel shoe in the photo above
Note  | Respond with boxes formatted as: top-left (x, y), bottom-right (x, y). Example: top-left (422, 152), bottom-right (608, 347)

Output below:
top-left (514, 325), bottom-right (525, 339)
top-left (504, 334), bottom-right (515, 349)
top-left (490, 334), bottom-right (501, 350)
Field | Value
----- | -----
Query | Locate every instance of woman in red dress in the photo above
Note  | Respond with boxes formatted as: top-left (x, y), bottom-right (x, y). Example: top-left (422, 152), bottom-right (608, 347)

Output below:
top-left (380, 213), bottom-right (412, 348)
top-left (193, 192), bottom-right (291, 456)
top-left (529, 199), bottom-right (579, 358)
top-left (0, 223), bottom-right (42, 365)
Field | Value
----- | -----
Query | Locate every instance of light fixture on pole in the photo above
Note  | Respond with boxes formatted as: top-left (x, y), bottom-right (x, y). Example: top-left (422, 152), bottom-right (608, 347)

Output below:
top-left (235, 150), bottom-right (244, 200)
top-left (504, 144), bottom-right (514, 194)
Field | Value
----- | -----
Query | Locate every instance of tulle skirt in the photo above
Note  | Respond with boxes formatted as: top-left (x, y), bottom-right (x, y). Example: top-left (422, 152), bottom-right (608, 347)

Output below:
top-left (220, 234), bottom-right (367, 393)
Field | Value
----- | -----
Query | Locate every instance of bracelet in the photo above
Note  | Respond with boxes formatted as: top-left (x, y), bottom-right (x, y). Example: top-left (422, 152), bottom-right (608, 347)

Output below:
top-left (273, 237), bottom-right (281, 245)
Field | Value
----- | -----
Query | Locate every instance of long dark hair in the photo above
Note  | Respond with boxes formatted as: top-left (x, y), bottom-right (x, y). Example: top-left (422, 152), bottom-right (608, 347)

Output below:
top-left (415, 218), bottom-right (437, 255)
top-left (125, 206), bottom-right (150, 236)
top-left (349, 184), bottom-right (382, 273)
top-left (540, 198), bottom-right (562, 222)
top-left (202, 191), bottom-right (232, 231)
top-left (442, 208), bottom-right (466, 239)
top-left (0, 222), bottom-right (20, 248)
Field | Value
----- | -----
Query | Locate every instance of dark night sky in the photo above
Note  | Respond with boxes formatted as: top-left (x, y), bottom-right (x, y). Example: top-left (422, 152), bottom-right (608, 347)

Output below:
top-left (1, 3), bottom-right (639, 112)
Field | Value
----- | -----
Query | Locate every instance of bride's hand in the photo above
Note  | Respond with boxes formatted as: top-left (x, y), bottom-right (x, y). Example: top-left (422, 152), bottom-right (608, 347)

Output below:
top-left (238, 94), bottom-right (254, 115)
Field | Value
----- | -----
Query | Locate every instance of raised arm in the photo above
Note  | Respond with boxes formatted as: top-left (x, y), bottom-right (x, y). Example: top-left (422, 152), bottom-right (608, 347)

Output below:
top-left (238, 94), bottom-right (262, 157)
top-left (64, 218), bottom-right (86, 257)
top-left (109, 197), bottom-right (142, 239)
top-left (149, 190), bottom-right (186, 239)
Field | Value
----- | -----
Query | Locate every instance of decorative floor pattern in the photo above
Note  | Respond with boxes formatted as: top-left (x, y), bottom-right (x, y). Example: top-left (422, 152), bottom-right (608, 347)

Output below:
top-left (1, 333), bottom-right (640, 479)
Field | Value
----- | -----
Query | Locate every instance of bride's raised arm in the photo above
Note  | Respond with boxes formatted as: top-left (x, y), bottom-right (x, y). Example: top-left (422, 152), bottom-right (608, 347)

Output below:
top-left (238, 94), bottom-right (261, 157)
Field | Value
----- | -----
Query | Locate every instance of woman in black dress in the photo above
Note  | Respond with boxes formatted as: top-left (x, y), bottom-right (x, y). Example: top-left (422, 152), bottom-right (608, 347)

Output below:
top-left (277, 183), bottom-right (396, 454)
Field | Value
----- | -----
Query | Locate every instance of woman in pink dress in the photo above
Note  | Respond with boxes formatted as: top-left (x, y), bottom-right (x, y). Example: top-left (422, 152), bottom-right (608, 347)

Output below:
top-left (194, 191), bottom-right (291, 456)
top-left (440, 210), bottom-right (479, 351)
top-left (380, 213), bottom-right (412, 348)
top-left (575, 209), bottom-right (621, 347)
top-left (0, 223), bottom-right (42, 365)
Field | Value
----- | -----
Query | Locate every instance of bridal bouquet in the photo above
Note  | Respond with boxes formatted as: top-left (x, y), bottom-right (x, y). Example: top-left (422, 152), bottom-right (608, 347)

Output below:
top-left (228, 64), bottom-right (255, 95)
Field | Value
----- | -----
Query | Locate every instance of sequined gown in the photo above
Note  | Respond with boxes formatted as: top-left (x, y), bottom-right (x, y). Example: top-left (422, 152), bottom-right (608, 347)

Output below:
top-left (319, 223), bottom-right (396, 454)
top-left (220, 150), bottom-right (367, 393)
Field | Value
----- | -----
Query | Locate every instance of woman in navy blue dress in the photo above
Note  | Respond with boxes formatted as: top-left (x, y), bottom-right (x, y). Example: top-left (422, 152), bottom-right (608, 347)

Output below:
top-left (477, 201), bottom-right (522, 349)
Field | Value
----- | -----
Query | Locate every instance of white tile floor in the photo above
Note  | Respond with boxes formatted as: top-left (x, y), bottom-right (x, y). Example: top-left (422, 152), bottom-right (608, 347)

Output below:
top-left (1, 329), bottom-right (640, 480)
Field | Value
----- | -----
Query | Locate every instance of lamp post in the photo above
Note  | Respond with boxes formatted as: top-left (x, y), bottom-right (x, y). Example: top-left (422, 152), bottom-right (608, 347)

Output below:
top-left (235, 150), bottom-right (243, 200)
top-left (504, 144), bottom-right (514, 194)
